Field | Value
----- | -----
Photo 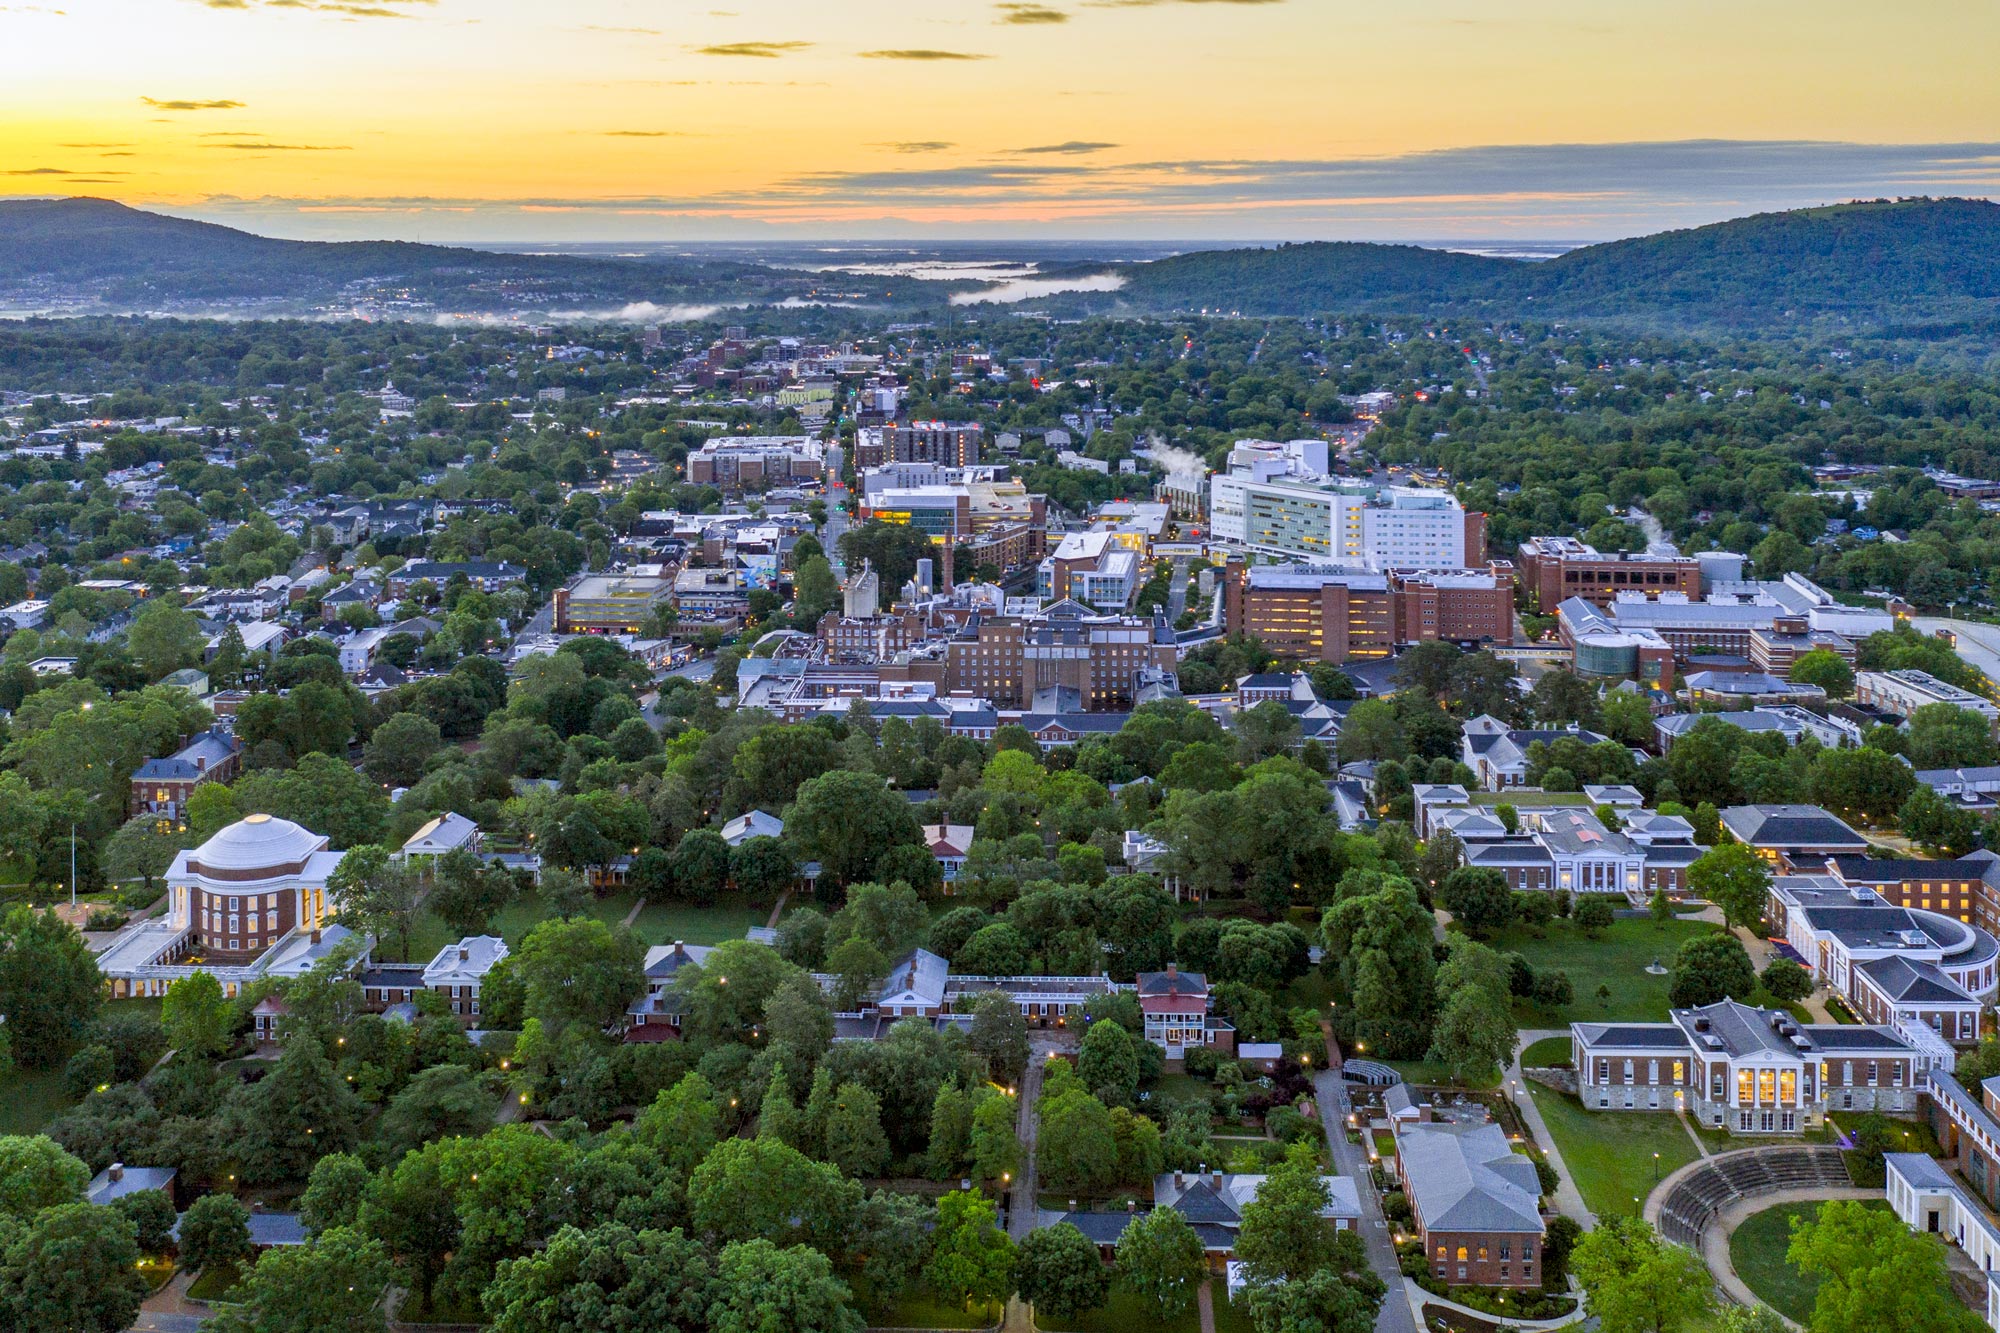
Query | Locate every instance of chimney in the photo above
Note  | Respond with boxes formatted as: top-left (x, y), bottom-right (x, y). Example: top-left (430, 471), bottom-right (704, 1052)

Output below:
top-left (310, 928), bottom-right (321, 945)
top-left (108, 1163), bottom-right (124, 1183)
top-left (1166, 962), bottom-right (1178, 980)
top-left (1212, 1170), bottom-right (1223, 1191)
top-left (1173, 1170), bottom-right (1184, 1191)
top-left (459, 946), bottom-right (471, 962)
top-left (250, 1200), bottom-right (265, 1214)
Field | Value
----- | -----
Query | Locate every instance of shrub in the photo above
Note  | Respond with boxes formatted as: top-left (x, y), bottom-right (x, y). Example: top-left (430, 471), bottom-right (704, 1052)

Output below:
top-left (1182, 1047), bottom-right (1221, 1079)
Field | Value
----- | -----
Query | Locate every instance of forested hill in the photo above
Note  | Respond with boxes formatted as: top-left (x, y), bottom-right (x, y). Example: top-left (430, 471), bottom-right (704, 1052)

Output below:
top-left (0, 197), bottom-right (803, 308)
top-left (1112, 240), bottom-right (1517, 316)
top-left (1111, 198), bottom-right (2000, 331)
top-left (10, 195), bottom-right (2000, 331)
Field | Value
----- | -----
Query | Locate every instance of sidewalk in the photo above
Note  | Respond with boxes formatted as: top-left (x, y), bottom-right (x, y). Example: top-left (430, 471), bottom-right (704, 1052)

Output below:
top-left (1398, 1277), bottom-right (1589, 1332)
top-left (1508, 1030), bottom-right (1595, 1226)
top-left (1698, 1186), bottom-right (1876, 1328)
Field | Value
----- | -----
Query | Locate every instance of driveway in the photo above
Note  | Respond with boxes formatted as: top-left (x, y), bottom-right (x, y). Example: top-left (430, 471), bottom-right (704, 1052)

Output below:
top-left (1312, 1061), bottom-right (1419, 1333)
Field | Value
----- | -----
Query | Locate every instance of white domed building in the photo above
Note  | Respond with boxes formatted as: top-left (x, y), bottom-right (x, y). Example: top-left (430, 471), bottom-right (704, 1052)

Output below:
top-left (169, 813), bottom-right (344, 959)
top-left (99, 813), bottom-right (353, 998)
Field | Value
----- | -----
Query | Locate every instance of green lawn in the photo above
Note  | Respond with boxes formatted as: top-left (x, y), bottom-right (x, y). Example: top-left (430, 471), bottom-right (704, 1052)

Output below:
top-left (383, 891), bottom-right (772, 963)
top-left (1042, 1283), bottom-right (1252, 1333)
top-left (1729, 1199), bottom-right (1891, 1323)
top-left (864, 1292), bottom-right (1000, 1329)
top-left (1527, 1087), bottom-right (1701, 1217)
top-left (627, 895), bottom-right (771, 945)
top-left (1519, 1036), bottom-right (1572, 1069)
top-left (0, 1068), bottom-right (74, 1137)
top-left (1385, 1058), bottom-right (1501, 1090)
top-left (1488, 916), bottom-right (1720, 1024)
top-left (187, 1262), bottom-right (244, 1303)
top-left (1470, 792), bottom-right (1592, 809)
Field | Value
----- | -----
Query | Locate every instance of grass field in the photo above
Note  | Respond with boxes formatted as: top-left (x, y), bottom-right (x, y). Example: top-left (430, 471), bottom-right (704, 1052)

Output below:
top-left (382, 891), bottom-right (775, 963)
top-left (1488, 916), bottom-right (1720, 1024)
top-left (1519, 1036), bottom-right (1573, 1069)
top-left (1729, 1199), bottom-right (1891, 1323)
top-left (1385, 1058), bottom-right (1502, 1090)
top-left (868, 1293), bottom-right (1000, 1329)
top-left (1527, 1086), bottom-right (1701, 1217)
top-left (1041, 1283), bottom-right (1253, 1333)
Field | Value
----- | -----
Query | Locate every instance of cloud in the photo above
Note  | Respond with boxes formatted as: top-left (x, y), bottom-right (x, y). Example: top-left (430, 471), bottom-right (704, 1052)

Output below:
top-left (577, 24), bottom-right (661, 34)
top-left (202, 141), bottom-right (351, 151)
top-left (858, 49), bottom-right (991, 60)
top-left (159, 140), bottom-right (2000, 243)
top-left (196, 0), bottom-right (433, 13)
top-left (996, 3), bottom-right (1067, 21)
top-left (4, 167), bottom-right (72, 175)
top-left (600, 130), bottom-right (686, 138)
top-left (692, 40), bottom-right (810, 57)
top-left (1083, 0), bottom-right (1284, 5)
top-left (878, 141), bottom-right (957, 154)
top-left (58, 142), bottom-right (131, 149)
top-left (1015, 141), bottom-right (1119, 155)
top-left (141, 97), bottom-right (247, 111)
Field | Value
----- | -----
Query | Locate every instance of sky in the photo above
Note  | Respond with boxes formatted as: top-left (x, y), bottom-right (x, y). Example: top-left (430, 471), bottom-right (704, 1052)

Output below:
top-left (4, 0), bottom-right (2000, 244)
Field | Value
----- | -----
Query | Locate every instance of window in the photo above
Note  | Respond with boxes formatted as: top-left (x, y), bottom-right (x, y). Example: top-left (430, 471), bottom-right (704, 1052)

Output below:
top-left (1456, 1248), bottom-right (1468, 1262)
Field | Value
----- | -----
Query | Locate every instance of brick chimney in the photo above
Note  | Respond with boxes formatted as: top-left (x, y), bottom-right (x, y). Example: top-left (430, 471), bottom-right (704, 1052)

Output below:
top-left (108, 1163), bottom-right (124, 1183)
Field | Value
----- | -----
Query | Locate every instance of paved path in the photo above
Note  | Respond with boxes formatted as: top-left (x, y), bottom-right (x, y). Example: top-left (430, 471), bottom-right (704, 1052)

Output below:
top-left (1195, 1278), bottom-right (1216, 1333)
top-left (1508, 1030), bottom-right (1596, 1226)
top-left (1699, 1186), bottom-right (1876, 1325)
top-left (1312, 1048), bottom-right (1418, 1333)
top-left (620, 896), bottom-right (647, 929)
top-left (131, 1270), bottom-right (206, 1333)
top-left (1006, 1039), bottom-right (1057, 1241)
top-left (765, 890), bottom-right (791, 929)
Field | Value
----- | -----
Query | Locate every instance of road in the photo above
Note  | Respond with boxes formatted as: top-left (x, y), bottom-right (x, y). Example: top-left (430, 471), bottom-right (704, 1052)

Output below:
top-left (1913, 615), bottom-right (2000, 685)
top-left (1312, 1064), bottom-right (1419, 1333)
top-left (1165, 556), bottom-right (1193, 623)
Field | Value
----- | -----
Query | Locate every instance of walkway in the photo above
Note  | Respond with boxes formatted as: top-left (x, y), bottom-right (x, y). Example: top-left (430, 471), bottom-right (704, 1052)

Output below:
top-left (1404, 1279), bottom-right (1589, 1331)
top-left (1508, 1030), bottom-right (1595, 1226)
top-left (131, 1270), bottom-right (206, 1333)
top-left (619, 896), bottom-right (647, 929)
top-left (1700, 1186), bottom-right (1876, 1326)
top-left (1313, 1029), bottom-right (1418, 1333)
top-left (1006, 1035), bottom-right (1065, 1241)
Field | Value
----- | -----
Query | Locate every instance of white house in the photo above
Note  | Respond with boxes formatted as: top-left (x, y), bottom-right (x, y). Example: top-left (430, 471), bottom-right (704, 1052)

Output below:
top-left (421, 936), bottom-right (508, 1019)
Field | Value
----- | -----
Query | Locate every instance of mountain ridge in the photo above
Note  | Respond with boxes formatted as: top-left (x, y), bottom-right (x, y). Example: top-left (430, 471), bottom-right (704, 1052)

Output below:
top-left (6, 195), bottom-right (2000, 330)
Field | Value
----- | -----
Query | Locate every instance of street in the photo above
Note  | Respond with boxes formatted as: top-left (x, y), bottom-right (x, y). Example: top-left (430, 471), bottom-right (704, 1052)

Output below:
top-left (1912, 615), bottom-right (2000, 685)
top-left (1312, 1066), bottom-right (1419, 1333)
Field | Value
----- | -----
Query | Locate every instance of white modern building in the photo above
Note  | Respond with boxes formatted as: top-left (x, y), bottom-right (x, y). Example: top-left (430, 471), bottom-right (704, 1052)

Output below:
top-left (1208, 468), bottom-right (1467, 568)
top-left (1856, 669), bottom-right (2000, 726)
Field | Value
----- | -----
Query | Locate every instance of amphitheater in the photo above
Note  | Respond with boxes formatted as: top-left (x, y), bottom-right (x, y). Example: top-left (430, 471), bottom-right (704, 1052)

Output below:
top-left (1651, 1145), bottom-right (1855, 1247)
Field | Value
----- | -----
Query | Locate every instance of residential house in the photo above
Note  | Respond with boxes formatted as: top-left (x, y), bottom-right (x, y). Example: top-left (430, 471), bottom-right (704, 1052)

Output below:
top-left (421, 936), bottom-right (508, 1020)
top-left (923, 824), bottom-right (975, 885)
top-left (720, 809), bottom-right (785, 847)
top-left (1459, 715), bottom-right (1609, 791)
top-left (1136, 965), bottom-right (1236, 1060)
top-left (400, 813), bottom-right (482, 865)
top-left (129, 730), bottom-right (241, 825)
